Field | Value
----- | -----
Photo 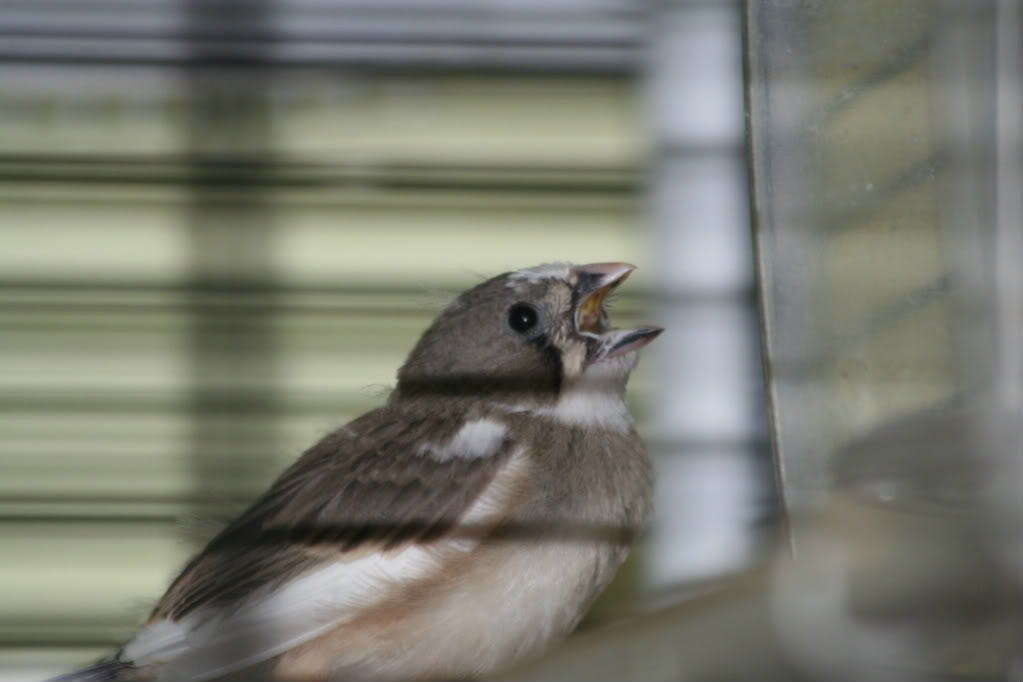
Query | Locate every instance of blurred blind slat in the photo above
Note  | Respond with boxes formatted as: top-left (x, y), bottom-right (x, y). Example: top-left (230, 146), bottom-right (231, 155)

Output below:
top-left (0, 0), bottom-right (643, 70)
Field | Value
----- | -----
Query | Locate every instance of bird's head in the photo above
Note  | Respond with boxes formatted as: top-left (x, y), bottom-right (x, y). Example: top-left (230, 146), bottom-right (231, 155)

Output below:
top-left (395, 262), bottom-right (662, 408)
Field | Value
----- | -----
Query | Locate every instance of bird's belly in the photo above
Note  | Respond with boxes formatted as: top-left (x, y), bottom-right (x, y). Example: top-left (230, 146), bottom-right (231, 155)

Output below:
top-left (274, 540), bottom-right (624, 682)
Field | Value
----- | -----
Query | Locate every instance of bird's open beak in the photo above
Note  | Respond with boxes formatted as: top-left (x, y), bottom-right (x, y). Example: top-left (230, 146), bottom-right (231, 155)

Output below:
top-left (572, 262), bottom-right (664, 362)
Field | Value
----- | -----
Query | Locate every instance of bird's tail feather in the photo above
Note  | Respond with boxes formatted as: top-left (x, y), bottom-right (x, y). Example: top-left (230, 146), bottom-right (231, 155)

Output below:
top-left (43, 659), bottom-right (128, 682)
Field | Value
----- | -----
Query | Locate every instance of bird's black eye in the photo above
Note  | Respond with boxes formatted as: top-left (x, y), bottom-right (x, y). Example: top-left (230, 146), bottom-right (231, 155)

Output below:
top-left (507, 303), bottom-right (539, 334)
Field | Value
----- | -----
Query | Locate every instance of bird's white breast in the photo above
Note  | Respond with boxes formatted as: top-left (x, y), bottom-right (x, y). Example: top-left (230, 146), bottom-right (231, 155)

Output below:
top-left (538, 385), bottom-right (632, 433)
top-left (371, 536), bottom-right (617, 680)
top-left (529, 353), bottom-right (639, 434)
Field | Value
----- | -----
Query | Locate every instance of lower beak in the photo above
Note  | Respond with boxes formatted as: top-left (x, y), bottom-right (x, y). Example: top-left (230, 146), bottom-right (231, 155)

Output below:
top-left (590, 326), bottom-right (664, 362)
top-left (571, 262), bottom-right (664, 362)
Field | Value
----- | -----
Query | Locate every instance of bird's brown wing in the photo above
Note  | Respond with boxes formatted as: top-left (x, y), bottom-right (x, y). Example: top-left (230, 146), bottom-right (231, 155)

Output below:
top-left (153, 404), bottom-right (515, 621)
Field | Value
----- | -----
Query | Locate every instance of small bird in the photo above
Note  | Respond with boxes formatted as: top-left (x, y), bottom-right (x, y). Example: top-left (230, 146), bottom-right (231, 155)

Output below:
top-left (54, 262), bottom-right (662, 682)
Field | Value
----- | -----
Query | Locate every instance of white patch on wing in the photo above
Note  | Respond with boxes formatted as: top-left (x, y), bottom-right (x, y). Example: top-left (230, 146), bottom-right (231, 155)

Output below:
top-left (121, 620), bottom-right (191, 666)
top-left (505, 262), bottom-right (574, 289)
top-left (124, 448), bottom-right (531, 682)
top-left (151, 546), bottom-right (441, 682)
top-left (416, 419), bottom-right (507, 461)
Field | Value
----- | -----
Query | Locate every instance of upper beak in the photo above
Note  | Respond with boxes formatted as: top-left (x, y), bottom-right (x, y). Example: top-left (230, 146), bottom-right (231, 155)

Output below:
top-left (572, 262), bottom-right (664, 361)
top-left (573, 262), bottom-right (636, 333)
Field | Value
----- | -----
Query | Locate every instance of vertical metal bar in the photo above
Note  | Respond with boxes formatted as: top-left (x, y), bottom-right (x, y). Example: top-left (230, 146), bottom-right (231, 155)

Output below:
top-left (741, 0), bottom-right (792, 546)
top-left (184, 0), bottom-right (280, 526)
top-left (993, 0), bottom-right (1023, 413)
top-left (988, 0), bottom-right (1023, 601)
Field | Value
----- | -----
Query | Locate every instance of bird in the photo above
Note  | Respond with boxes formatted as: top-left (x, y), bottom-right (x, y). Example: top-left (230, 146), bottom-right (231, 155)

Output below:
top-left (52, 261), bottom-right (663, 682)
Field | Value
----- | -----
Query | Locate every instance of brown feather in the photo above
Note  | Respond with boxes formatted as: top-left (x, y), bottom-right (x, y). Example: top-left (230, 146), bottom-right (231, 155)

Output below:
top-left (152, 402), bottom-right (513, 621)
top-left (272, 414), bottom-right (653, 682)
top-left (123, 263), bottom-right (659, 682)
